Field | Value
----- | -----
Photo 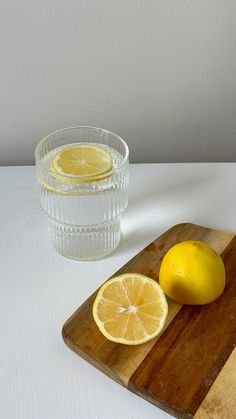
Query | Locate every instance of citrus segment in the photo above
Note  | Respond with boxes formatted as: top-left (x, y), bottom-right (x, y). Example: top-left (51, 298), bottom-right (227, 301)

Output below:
top-left (138, 302), bottom-right (165, 317)
top-left (137, 312), bottom-right (161, 335)
top-left (105, 315), bottom-right (130, 338)
top-left (96, 299), bottom-right (121, 322)
top-left (122, 313), bottom-right (146, 341)
top-left (102, 281), bottom-right (130, 306)
top-left (93, 273), bottom-right (168, 345)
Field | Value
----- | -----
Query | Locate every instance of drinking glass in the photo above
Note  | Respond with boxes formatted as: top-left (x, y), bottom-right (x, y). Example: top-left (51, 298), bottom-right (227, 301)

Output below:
top-left (35, 126), bottom-right (129, 260)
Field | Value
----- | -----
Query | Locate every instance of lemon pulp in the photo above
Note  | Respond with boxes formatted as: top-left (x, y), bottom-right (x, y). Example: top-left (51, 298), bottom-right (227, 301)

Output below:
top-left (93, 273), bottom-right (168, 345)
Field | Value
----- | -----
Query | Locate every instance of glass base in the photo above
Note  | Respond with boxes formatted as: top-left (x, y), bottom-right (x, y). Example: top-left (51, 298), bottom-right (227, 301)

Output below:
top-left (48, 217), bottom-right (121, 261)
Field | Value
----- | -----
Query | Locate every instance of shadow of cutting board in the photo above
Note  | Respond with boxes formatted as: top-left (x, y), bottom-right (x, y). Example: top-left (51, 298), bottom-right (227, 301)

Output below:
top-left (62, 223), bottom-right (236, 419)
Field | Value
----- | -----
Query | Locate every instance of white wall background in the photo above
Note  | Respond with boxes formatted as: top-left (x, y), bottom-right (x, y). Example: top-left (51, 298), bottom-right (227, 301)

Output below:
top-left (1, 0), bottom-right (236, 165)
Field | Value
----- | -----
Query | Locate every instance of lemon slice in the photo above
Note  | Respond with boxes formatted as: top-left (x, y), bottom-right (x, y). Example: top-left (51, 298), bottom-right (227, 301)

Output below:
top-left (51, 143), bottom-right (112, 181)
top-left (93, 273), bottom-right (168, 345)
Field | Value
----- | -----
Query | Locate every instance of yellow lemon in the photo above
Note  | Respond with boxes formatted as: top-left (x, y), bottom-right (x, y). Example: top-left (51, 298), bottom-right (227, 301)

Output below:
top-left (51, 143), bottom-right (112, 182)
top-left (93, 273), bottom-right (168, 345)
top-left (159, 240), bottom-right (226, 305)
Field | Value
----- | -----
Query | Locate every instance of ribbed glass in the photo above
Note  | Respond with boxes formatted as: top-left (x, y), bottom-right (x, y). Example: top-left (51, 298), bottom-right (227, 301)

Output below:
top-left (35, 126), bottom-right (129, 260)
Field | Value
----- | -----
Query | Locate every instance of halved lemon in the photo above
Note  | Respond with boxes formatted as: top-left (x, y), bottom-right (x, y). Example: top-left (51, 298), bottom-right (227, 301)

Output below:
top-left (92, 273), bottom-right (168, 345)
top-left (159, 240), bottom-right (226, 305)
top-left (50, 143), bottom-right (112, 181)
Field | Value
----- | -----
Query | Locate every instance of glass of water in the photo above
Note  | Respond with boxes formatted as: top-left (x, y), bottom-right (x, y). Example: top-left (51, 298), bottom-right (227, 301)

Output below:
top-left (35, 126), bottom-right (129, 260)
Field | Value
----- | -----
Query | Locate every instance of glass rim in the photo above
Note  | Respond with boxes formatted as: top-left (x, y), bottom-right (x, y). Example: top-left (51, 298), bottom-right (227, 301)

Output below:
top-left (35, 125), bottom-right (129, 182)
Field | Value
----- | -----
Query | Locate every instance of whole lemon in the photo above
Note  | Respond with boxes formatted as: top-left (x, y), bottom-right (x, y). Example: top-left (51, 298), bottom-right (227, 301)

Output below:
top-left (159, 240), bottom-right (226, 305)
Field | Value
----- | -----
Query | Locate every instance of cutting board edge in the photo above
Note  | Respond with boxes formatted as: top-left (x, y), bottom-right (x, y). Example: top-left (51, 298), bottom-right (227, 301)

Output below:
top-left (62, 323), bottom-right (127, 387)
top-left (127, 381), bottom-right (193, 419)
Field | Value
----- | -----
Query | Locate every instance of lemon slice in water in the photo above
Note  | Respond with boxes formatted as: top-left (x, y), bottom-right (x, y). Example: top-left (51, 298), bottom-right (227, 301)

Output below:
top-left (51, 143), bottom-right (112, 182)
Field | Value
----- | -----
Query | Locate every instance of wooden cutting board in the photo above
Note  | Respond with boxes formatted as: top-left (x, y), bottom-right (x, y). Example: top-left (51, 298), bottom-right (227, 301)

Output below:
top-left (62, 223), bottom-right (236, 419)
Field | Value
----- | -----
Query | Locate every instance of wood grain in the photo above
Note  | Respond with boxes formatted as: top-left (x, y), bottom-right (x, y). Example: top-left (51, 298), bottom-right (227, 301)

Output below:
top-left (62, 223), bottom-right (235, 418)
top-left (194, 348), bottom-right (236, 419)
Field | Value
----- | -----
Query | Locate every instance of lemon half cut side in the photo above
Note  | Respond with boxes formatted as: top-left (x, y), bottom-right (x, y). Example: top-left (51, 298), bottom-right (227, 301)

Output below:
top-left (93, 273), bottom-right (168, 345)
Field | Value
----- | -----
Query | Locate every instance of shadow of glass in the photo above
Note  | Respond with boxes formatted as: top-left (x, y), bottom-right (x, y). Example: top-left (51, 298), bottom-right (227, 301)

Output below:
top-left (128, 165), bottom-right (218, 212)
top-left (114, 166), bottom-right (220, 257)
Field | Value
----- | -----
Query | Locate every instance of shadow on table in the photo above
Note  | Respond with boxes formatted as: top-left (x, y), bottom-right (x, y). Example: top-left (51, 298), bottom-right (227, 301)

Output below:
top-left (114, 167), bottom-right (220, 257)
top-left (128, 166), bottom-right (218, 211)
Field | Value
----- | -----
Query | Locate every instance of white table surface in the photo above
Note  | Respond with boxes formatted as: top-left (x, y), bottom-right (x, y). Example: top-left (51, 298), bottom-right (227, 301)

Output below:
top-left (1, 163), bottom-right (236, 419)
